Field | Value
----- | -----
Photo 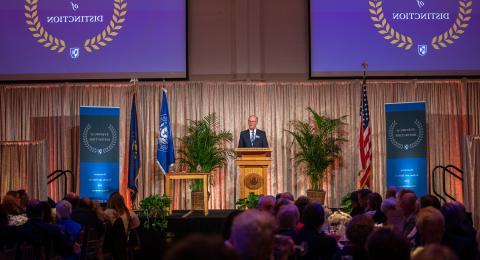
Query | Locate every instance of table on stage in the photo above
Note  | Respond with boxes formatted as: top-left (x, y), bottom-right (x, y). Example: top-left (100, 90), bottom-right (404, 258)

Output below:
top-left (164, 172), bottom-right (209, 216)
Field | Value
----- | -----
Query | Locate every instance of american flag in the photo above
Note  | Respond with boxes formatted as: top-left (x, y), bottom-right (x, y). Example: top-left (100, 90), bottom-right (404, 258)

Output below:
top-left (359, 75), bottom-right (372, 188)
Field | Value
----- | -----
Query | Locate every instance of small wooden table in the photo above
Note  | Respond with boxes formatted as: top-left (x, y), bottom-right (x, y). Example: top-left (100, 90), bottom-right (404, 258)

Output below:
top-left (165, 172), bottom-right (209, 216)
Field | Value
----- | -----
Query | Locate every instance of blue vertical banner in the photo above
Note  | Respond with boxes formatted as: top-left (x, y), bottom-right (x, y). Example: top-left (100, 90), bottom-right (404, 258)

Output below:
top-left (385, 102), bottom-right (427, 196)
top-left (157, 89), bottom-right (175, 174)
top-left (80, 106), bottom-right (120, 202)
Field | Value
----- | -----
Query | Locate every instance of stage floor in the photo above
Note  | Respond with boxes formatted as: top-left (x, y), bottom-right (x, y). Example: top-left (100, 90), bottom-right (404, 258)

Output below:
top-left (166, 210), bottom-right (235, 238)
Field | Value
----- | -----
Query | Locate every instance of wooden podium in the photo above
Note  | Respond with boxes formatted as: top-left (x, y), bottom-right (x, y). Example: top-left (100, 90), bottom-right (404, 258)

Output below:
top-left (234, 148), bottom-right (272, 198)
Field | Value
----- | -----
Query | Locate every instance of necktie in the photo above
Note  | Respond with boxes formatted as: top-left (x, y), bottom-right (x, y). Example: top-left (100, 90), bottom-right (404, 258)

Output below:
top-left (250, 131), bottom-right (255, 146)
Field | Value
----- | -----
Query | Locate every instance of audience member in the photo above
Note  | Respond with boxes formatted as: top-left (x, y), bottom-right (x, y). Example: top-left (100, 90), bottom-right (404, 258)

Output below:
top-left (0, 204), bottom-right (18, 248)
top-left (333, 214), bottom-right (374, 260)
top-left (385, 186), bottom-right (398, 199)
top-left (294, 196), bottom-right (309, 230)
top-left (276, 204), bottom-right (299, 239)
top-left (295, 202), bottom-right (339, 260)
top-left (17, 189), bottom-right (29, 211)
top-left (104, 192), bottom-right (140, 234)
top-left (349, 191), bottom-right (361, 216)
top-left (420, 195), bottom-right (441, 210)
top-left (258, 195), bottom-right (276, 215)
top-left (56, 200), bottom-right (82, 241)
top-left (365, 192), bottom-right (386, 224)
top-left (415, 206), bottom-right (444, 247)
top-left (40, 201), bottom-right (54, 224)
top-left (441, 202), bottom-right (478, 260)
top-left (412, 244), bottom-right (458, 260)
top-left (3, 194), bottom-right (23, 216)
top-left (63, 192), bottom-right (80, 209)
top-left (366, 227), bottom-right (410, 260)
top-left (274, 198), bottom-right (292, 216)
top-left (2, 194), bottom-right (27, 226)
top-left (164, 234), bottom-right (239, 260)
top-left (229, 209), bottom-right (277, 259)
top-left (279, 192), bottom-right (295, 202)
top-left (398, 189), bottom-right (418, 238)
top-left (71, 197), bottom-right (105, 236)
top-left (351, 189), bottom-right (371, 217)
top-left (17, 199), bottom-right (79, 257)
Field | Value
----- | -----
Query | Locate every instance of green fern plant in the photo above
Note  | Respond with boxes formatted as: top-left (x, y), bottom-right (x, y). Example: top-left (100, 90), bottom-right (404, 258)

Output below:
top-left (286, 107), bottom-right (347, 191)
top-left (235, 192), bottom-right (261, 210)
top-left (177, 113), bottom-right (234, 191)
top-left (139, 194), bottom-right (171, 231)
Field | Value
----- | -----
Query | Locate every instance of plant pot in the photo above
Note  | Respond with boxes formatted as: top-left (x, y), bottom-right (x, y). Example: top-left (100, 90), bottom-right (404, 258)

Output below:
top-left (307, 190), bottom-right (326, 205)
top-left (191, 191), bottom-right (205, 210)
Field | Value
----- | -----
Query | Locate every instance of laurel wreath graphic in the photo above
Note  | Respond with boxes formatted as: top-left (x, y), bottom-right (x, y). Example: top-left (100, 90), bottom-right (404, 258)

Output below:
top-left (388, 120), bottom-right (424, 151)
top-left (24, 0), bottom-right (66, 53)
top-left (369, 0), bottom-right (414, 50)
top-left (83, 0), bottom-right (127, 52)
top-left (431, 0), bottom-right (472, 50)
top-left (82, 124), bottom-right (118, 155)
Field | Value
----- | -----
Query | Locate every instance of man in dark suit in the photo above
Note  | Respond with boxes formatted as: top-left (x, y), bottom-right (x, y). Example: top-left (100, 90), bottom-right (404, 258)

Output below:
top-left (238, 115), bottom-right (269, 148)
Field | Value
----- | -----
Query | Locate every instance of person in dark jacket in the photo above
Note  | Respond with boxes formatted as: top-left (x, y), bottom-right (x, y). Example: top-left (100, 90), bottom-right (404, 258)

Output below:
top-left (295, 203), bottom-right (339, 260)
top-left (333, 214), bottom-right (374, 260)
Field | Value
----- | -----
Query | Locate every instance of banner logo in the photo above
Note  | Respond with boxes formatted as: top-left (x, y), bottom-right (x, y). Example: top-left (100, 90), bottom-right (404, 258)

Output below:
top-left (388, 119), bottom-right (424, 151)
top-left (417, 45), bottom-right (427, 56)
top-left (368, 0), bottom-right (472, 55)
top-left (24, 0), bottom-right (127, 56)
top-left (70, 48), bottom-right (80, 59)
top-left (82, 123), bottom-right (118, 155)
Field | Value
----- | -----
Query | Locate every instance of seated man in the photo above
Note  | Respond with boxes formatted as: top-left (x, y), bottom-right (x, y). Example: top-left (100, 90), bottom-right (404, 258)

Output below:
top-left (56, 200), bottom-right (82, 241)
top-left (17, 200), bottom-right (79, 257)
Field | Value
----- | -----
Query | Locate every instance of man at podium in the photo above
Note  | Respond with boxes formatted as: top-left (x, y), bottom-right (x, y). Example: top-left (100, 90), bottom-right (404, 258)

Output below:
top-left (238, 115), bottom-right (269, 148)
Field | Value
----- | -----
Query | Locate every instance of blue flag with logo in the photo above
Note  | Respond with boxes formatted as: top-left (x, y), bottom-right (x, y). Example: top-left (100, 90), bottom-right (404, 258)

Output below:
top-left (128, 94), bottom-right (140, 202)
top-left (157, 89), bottom-right (175, 174)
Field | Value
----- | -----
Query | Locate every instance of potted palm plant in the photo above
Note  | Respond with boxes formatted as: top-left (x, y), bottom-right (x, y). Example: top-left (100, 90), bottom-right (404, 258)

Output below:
top-left (177, 113), bottom-right (234, 210)
top-left (286, 107), bottom-right (346, 204)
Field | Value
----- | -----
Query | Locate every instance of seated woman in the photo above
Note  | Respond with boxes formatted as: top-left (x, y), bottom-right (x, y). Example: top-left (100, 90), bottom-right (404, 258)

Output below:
top-left (104, 192), bottom-right (140, 234)
top-left (103, 192), bottom-right (140, 259)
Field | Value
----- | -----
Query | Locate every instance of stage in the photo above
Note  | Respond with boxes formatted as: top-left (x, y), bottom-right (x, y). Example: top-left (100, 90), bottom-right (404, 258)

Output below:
top-left (166, 210), bottom-right (234, 238)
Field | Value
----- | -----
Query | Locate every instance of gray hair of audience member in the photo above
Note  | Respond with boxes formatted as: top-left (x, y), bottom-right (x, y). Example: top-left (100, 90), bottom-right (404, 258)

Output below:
top-left (56, 200), bottom-right (73, 220)
top-left (381, 197), bottom-right (397, 213)
top-left (412, 244), bottom-right (458, 260)
top-left (276, 204), bottom-right (300, 230)
top-left (415, 206), bottom-right (445, 245)
top-left (230, 209), bottom-right (277, 260)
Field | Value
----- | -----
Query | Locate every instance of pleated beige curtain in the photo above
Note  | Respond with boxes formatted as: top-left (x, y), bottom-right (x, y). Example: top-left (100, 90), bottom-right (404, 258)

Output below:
top-left (462, 136), bottom-right (480, 229)
top-left (1, 80), bottom-right (479, 209)
top-left (0, 141), bottom-right (48, 201)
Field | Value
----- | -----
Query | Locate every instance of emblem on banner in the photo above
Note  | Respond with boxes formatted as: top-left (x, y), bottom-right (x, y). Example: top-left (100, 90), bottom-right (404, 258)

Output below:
top-left (417, 45), bottom-right (428, 56)
top-left (70, 48), bottom-right (80, 59)
top-left (82, 124), bottom-right (118, 155)
top-left (388, 119), bottom-right (424, 151)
